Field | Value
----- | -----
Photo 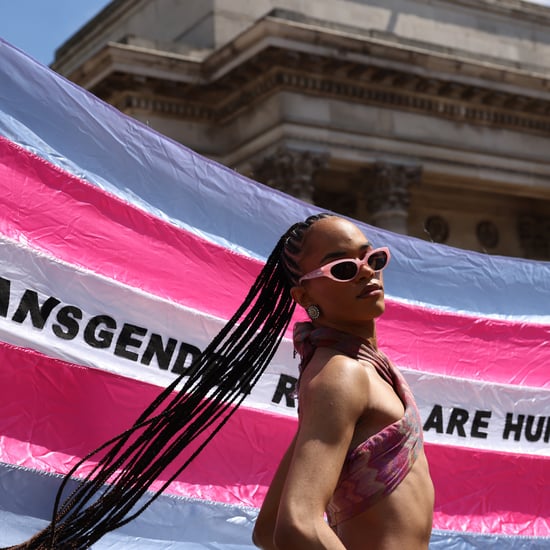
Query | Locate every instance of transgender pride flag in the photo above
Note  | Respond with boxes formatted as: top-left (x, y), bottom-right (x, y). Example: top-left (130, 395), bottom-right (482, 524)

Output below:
top-left (0, 38), bottom-right (549, 549)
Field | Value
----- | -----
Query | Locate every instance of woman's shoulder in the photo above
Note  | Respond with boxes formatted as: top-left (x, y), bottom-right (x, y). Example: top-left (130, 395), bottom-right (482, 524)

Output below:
top-left (296, 350), bottom-right (372, 431)
top-left (299, 348), bottom-right (372, 404)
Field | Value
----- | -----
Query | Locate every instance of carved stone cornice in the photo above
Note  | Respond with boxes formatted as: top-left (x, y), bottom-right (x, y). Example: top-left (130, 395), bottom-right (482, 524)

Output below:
top-left (63, 10), bottom-right (550, 138)
top-left (113, 75), bottom-right (550, 135)
top-left (119, 94), bottom-right (216, 120)
top-left (96, 44), bottom-right (550, 137)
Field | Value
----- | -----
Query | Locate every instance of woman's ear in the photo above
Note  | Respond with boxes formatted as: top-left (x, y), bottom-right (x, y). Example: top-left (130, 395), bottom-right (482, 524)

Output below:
top-left (290, 285), bottom-right (309, 308)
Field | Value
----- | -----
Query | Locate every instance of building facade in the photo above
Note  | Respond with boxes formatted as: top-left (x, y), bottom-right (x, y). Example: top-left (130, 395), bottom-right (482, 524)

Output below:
top-left (52, 0), bottom-right (550, 259)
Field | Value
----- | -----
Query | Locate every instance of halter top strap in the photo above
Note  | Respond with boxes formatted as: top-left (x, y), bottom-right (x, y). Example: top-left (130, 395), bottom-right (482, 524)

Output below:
top-left (293, 322), bottom-right (392, 385)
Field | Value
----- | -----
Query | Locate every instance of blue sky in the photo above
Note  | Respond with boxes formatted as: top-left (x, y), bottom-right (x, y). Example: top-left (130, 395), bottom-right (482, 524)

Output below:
top-left (1, 0), bottom-right (550, 67)
top-left (0, 0), bottom-right (112, 66)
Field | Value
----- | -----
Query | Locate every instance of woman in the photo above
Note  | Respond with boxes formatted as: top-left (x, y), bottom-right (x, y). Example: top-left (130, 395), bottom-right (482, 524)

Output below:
top-left (12, 213), bottom-right (432, 549)
top-left (253, 214), bottom-right (434, 549)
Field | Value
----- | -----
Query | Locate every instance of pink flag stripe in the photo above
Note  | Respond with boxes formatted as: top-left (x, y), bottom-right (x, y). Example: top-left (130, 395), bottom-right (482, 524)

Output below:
top-left (427, 442), bottom-right (550, 537)
top-left (1, 136), bottom-right (549, 388)
top-left (380, 301), bottom-right (550, 388)
top-left (0, 340), bottom-right (294, 508)
top-left (0, 135), bottom-right (261, 318)
top-left (0, 342), bottom-right (548, 537)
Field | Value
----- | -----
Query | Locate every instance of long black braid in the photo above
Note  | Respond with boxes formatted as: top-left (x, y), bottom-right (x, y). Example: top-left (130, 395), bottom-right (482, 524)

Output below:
top-left (8, 213), bottom-right (332, 550)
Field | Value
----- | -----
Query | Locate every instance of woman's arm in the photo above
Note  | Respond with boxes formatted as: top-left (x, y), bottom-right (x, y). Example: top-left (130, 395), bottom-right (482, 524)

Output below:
top-left (252, 437), bottom-right (297, 549)
top-left (273, 354), bottom-right (369, 550)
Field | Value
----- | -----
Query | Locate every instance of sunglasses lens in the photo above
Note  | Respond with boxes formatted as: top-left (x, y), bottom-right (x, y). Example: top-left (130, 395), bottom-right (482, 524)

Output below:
top-left (368, 250), bottom-right (388, 271)
top-left (330, 261), bottom-right (359, 281)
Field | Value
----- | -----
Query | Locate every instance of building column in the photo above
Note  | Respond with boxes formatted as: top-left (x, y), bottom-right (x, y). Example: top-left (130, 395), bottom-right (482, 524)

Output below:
top-left (359, 162), bottom-right (421, 234)
top-left (252, 147), bottom-right (328, 203)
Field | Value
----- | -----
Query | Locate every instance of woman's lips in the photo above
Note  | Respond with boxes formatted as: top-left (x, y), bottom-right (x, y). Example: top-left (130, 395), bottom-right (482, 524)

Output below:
top-left (357, 283), bottom-right (383, 298)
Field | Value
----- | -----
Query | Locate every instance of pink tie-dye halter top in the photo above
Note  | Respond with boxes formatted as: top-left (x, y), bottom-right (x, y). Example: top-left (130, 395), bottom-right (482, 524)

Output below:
top-left (293, 322), bottom-right (424, 527)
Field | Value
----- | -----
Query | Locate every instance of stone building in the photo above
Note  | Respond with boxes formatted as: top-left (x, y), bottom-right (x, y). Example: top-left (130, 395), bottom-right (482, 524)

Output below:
top-left (52, 0), bottom-right (550, 259)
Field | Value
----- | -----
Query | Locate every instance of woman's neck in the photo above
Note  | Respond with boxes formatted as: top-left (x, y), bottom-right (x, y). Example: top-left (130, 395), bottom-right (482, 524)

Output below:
top-left (312, 319), bottom-right (378, 349)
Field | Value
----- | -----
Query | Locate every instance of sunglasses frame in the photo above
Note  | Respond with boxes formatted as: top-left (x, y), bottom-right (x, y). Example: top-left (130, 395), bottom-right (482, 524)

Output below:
top-left (299, 247), bottom-right (391, 284)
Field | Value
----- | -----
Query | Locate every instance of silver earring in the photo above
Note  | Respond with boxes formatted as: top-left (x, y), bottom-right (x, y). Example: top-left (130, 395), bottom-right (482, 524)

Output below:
top-left (306, 305), bottom-right (321, 320)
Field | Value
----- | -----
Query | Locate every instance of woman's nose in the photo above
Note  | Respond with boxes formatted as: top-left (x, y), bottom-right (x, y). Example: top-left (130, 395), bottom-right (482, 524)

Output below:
top-left (358, 259), bottom-right (375, 278)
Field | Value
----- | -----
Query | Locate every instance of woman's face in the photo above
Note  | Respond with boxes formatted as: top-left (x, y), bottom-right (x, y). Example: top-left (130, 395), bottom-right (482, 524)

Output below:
top-left (291, 217), bottom-right (386, 332)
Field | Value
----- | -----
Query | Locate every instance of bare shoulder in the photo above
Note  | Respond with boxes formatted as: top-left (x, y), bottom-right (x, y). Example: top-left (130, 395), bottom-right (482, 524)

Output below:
top-left (300, 347), bottom-right (371, 389)
top-left (298, 348), bottom-right (371, 421)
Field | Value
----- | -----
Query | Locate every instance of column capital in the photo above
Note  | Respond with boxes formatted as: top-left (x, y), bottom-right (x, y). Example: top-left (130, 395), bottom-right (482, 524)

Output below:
top-left (252, 147), bottom-right (328, 203)
top-left (358, 161), bottom-right (422, 234)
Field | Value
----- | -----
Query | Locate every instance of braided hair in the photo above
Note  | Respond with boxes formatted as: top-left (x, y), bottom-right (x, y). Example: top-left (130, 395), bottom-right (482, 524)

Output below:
top-left (9, 213), bottom-right (333, 549)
